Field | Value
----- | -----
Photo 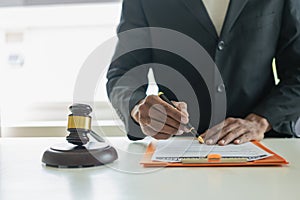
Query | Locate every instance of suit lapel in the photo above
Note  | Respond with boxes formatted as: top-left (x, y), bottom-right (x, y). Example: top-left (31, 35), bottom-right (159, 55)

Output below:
top-left (221, 0), bottom-right (249, 35)
top-left (180, 0), bottom-right (218, 39)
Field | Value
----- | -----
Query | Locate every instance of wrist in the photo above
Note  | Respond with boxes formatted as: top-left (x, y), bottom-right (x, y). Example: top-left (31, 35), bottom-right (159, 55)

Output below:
top-left (246, 113), bottom-right (272, 132)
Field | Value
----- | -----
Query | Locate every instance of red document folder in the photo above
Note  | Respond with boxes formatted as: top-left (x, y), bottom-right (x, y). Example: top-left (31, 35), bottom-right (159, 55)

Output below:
top-left (140, 141), bottom-right (289, 167)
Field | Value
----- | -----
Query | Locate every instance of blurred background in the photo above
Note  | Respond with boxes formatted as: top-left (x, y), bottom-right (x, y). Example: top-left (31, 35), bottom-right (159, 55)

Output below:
top-left (0, 0), bottom-right (282, 138)
top-left (0, 0), bottom-right (134, 137)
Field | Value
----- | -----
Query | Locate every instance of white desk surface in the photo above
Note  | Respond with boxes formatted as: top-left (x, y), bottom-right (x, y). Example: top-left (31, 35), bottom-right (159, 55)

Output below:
top-left (0, 137), bottom-right (299, 200)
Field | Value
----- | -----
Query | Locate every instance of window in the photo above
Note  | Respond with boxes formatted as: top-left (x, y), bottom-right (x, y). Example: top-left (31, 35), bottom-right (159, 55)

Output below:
top-left (0, 0), bottom-right (120, 7)
top-left (0, 2), bottom-right (125, 137)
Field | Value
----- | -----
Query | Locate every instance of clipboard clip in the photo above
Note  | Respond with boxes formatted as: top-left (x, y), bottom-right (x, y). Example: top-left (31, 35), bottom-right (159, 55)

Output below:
top-left (181, 154), bottom-right (248, 164)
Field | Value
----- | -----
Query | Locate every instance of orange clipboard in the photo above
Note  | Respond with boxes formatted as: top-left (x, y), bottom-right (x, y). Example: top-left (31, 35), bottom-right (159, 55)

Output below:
top-left (140, 141), bottom-right (289, 167)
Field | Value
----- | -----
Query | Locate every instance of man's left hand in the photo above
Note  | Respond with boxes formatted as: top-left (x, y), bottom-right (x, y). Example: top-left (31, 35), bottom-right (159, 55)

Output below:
top-left (202, 114), bottom-right (271, 145)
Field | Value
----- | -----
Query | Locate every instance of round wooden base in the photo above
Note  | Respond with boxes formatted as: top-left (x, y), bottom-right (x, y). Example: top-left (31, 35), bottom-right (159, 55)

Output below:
top-left (42, 142), bottom-right (118, 168)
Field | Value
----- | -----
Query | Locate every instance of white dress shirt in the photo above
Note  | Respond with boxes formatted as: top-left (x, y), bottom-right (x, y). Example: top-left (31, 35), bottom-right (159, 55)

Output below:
top-left (202, 0), bottom-right (230, 36)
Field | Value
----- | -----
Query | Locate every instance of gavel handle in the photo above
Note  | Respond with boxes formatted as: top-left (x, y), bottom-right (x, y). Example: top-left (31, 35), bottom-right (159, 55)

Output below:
top-left (90, 131), bottom-right (105, 142)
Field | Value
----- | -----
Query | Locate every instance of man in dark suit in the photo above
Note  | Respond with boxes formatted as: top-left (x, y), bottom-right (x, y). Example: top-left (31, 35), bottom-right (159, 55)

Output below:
top-left (107, 0), bottom-right (300, 144)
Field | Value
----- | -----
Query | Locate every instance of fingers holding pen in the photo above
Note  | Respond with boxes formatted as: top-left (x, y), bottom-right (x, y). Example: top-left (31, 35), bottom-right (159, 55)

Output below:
top-left (142, 117), bottom-right (185, 135)
top-left (132, 95), bottom-right (189, 139)
top-left (140, 98), bottom-right (187, 128)
top-left (140, 125), bottom-right (175, 140)
top-left (146, 96), bottom-right (189, 124)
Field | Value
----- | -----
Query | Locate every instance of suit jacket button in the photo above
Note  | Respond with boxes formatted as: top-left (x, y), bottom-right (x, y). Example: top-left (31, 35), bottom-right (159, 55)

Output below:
top-left (218, 41), bottom-right (225, 51)
top-left (217, 83), bottom-right (225, 93)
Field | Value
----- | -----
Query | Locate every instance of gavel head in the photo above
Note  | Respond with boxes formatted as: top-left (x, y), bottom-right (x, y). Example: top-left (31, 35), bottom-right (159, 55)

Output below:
top-left (69, 103), bottom-right (92, 116)
top-left (66, 104), bottom-right (93, 146)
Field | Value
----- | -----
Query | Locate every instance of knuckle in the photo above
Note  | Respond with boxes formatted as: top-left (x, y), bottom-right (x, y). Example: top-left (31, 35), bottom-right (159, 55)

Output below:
top-left (138, 103), bottom-right (148, 113)
top-left (234, 128), bottom-right (242, 134)
top-left (145, 95), bottom-right (158, 104)
top-left (238, 118), bottom-right (244, 123)
top-left (143, 96), bottom-right (151, 104)
top-left (181, 116), bottom-right (189, 124)
top-left (178, 101), bottom-right (187, 108)
top-left (234, 131), bottom-right (241, 137)
top-left (139, 110), bottom-right (148, 118)
top-left (227, 132), bottom-right (236, 139)
top-left (211, 136), bottom-right (219, 144)
top-left (226, 132), bottom-right (234, 139)
top-left (235, 119), bottom-right (242, 125)
top-left (152, 134), bottom-right (160, 140)
top-left (184, 112), bottom-right (189, 118)
top-left (139, 113), bottom-right (150, 125)
top-left (227, 117), bottom-right (235, 122)
top-left (222, 126), bottom-right (230, 133)
top-left (182, 109), bottom-right (189, 117)
top-left (205, 130), bottom-right (213, 138)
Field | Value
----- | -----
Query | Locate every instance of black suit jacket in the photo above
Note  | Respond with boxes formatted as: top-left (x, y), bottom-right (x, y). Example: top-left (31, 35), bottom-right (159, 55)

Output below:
top-left (107, 0), bottom-right (300, 140)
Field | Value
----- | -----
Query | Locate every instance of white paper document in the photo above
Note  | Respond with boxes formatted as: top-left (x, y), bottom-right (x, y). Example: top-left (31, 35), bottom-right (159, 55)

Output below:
top-left (152, 139), bottom-right (272, 162)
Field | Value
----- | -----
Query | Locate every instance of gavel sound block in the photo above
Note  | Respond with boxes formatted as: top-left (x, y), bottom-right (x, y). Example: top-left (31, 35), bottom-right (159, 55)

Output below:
top-left (42, 104), bottom-right (118, 168)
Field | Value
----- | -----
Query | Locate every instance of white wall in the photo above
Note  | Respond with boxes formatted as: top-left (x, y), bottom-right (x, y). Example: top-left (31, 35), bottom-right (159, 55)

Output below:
top-left (0, 2), bottom-right (159, 137)
top-left (0, 3), bottom-right (123, 136)
top-left (0, 3), bottom-right (122, 103)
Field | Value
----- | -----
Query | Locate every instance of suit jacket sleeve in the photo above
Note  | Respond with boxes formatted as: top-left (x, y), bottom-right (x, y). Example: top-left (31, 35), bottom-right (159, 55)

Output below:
top-left (253, 0), bottom-right (300, 136)
top-left (106, 0), bottom-right (151, 140)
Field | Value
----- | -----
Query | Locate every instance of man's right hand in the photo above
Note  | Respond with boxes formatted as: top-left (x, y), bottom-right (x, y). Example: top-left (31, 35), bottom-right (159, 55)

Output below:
top-left (131, 95), bottom-right (189, 140)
